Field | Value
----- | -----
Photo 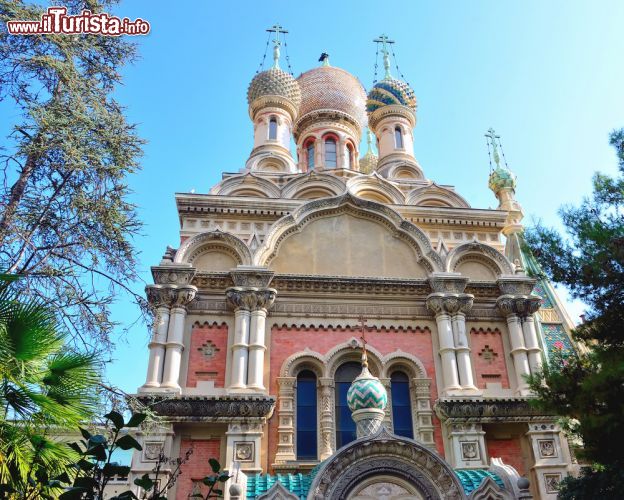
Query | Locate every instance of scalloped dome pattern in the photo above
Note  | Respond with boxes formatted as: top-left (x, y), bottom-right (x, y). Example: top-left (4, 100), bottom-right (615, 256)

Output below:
top-left (296, 67), bottom-right (367, 127)
top-left (366, 78), bottom-right (417, 113)
top-left (247, 67), bottom-right (302, 107)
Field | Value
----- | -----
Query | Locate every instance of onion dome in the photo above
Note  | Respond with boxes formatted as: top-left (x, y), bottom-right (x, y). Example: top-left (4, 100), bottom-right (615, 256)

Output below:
top-left (347, 363), bottom-right (387, 412)
top-left (296, 66), bottom-right (367, 129)
top-left (366, 77), bottom-right (417, 113)
top-left (488, 165), bottom-right (517, 193)
top-left (247, 67), bottom-right (302, 108)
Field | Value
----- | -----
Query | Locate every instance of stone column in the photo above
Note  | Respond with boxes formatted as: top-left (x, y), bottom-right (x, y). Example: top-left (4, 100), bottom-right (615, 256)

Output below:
top-left (427, 293), bottom-right (461, 395)
top-left (380, 377), bottom-right (393, 431)
top-left (160, 285), bottom-right (197, 391)
top-left (141, 286), bottom-right (171, 390)
top-left (412, 378), bottom-right (436, 449)
top-left (451, 295), bottom-right (480, 394)
top-left (274, 377), bottom-right (296, 463)
top-left (319, 377), bottom-right (335, 460)
top-left (522, 313), bottom-right (542, 375)
top-left (226, 288), bottom-right (256, 390)
top-left (497, 296), bottom-right (532, 396)
top-left (225, 422), bottom-right (263, 474)
top-left (247, 289), bottom-right (276, 391)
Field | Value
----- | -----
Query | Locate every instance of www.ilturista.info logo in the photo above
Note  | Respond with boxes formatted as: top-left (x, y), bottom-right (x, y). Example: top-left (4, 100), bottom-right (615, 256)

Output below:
top-left (7, 6), bottom-right (150, 36)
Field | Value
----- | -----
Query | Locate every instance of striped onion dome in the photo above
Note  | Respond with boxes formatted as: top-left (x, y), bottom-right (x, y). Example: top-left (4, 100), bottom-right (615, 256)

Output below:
top-left (366, 77), bottom-right (417, 113)
top-left (347, 365), bottom-right (387, 411)
top-left (247, 67), bottom-right (302, 107)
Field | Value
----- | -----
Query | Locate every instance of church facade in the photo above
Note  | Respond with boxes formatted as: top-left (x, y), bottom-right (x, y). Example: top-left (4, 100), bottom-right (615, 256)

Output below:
top-left (131, 29), bottom-right (578, 499)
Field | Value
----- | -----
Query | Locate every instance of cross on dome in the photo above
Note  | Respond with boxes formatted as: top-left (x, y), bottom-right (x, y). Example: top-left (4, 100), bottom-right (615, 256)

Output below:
top-left (373, 34), bottom-right (395, 79)
top-left (266, 23), bottom-right (288, 69)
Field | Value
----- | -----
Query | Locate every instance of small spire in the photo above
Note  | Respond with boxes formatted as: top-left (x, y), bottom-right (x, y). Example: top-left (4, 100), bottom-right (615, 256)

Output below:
top-left (373, 34), bottom-right (395, 80)
top-left (266, 23), bottom-right (288, 69)
top-left (485, 127), bottom-right (503, 170)
top-left (366, 129), bottom-right (375, 154)
top-left (358, 315), bottom-right (369, 369)
top-left (319, 52), bottom-right (330, 67)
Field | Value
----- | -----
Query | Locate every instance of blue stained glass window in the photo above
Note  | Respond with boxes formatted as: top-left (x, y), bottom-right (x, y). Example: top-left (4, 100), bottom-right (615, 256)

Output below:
top-left (391, 371), bottom-right (413, 438)
top-left (268, 117), bottom-right (278, 140)
top-left (296, 370), bottom-right (317, 460)
top-left (306, 143), bottom-right (315, 170)
top-left (335, 362), bottom-right (360, 449)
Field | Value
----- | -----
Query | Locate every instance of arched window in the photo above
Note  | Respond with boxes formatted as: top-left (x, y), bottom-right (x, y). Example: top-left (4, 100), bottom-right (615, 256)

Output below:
top-left (296, 370), bottom-right (317, 460)
top-left (268, 117), bottom-right (278, 140)
top-left (394, 126), bottom-right (404, 149)
top-left (390, 371), bottom-right (413, 438)
top-left (346, 144), bottom-right (354, 169)
top-left (306, 141), bottom-right (315, 170)
top-left (324, 138), bottom-right (337, 168)
top-left (335, 362), bottom-right (361, 448)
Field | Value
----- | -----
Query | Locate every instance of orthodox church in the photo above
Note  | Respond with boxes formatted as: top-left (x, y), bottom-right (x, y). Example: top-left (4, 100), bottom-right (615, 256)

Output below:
top-left (131, 27), bottom-right (578, 499)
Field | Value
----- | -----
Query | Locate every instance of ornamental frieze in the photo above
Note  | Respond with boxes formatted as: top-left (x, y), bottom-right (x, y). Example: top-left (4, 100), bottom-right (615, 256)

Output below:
top-left (435, 398), bottom-right (555, 422)
top-left (136, 395), bottom-right (276, 419)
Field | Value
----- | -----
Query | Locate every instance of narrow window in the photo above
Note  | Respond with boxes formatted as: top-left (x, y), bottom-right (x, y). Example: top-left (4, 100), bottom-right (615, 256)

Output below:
top-left (390, 371), bottom-right (413, 438)
top-left (394, 126), bottom-right (404, 149)
top-left (325, 138), bottom-right (337, 168)
top-left (306, 142), bottom-right (315, 170)
top-left (296, 370), bottom-right (317, 459)
top-left (335, 362), bottom-right (361, 448)
top-left (346, 144), bottom-right (353, 169)
top-left (269, 117), bottom-right (278, 140)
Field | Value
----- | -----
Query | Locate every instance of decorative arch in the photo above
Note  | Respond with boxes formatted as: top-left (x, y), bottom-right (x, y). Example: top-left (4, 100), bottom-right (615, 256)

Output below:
top-left (469, 477), bottom-right (511, 500)
top-left (210, 173), bottom-right (281, 198)
top-left (406, 182), bottom-right (471, 208)
top-left (308, 428), bottom-right (465, 499)
top-left (280, 349), bottom-right (326, 378)
top-left (388, 164), bottom-right (424, 181)
top-left (255, 156), bottom-right (289, 173)
top-left (382, 350), bottom-right (428, 379)
top-left (445, 241), bottom-right (514, 280)
top-left (254, 192), bottom-right (443, 275)
top-left (325, 338), bottom-right (384, 378)
top-left (174, 231), bottom-right (252, 270)
top-left (281, 172), bottom-right (346, 200)
top-left (346, 174), bottom-right (405, 204)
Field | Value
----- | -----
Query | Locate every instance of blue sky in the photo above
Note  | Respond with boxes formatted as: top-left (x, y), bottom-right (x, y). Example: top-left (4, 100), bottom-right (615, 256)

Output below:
top-left (4, 1), bottom-right (624, 393)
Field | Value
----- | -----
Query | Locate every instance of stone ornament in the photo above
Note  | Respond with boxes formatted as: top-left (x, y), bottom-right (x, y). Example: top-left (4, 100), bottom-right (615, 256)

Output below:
top-left (234, 442), bottom-right (254, 462)
top-left (145, 284), bottom-right (197, 308)
top-left (544, 473), bottom-right (562, 494)
top-left (230, 267), bottom-right (275, 288)
top-left (496, 294), bottom-right (542, 317)
top-left (538, 439), bottom-right (557, 458)
top-left (143, 441), bottom-right (164, 461)
top-left (198, 340), bottom-right (220, 359)
top-left (137, 395), bottom-right (275, 419)
top-left (461, 441), bottom-right (480, 460)
top-left (151, 265), bottom-right (196, 286)
top-left (225, 287), bottom-right (277, 312)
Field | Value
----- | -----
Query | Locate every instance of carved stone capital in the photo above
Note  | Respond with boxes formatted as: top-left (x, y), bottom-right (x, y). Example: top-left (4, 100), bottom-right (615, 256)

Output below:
top-left (146, 284), bottom-right (197, 308)
top-left (226, 287), bottom-right (277, 312)
top-left (151, 264), bottom-right (196, 286)
top-left (426, 292), bottom-right (474, 315)
top-left (145, 284), bottom-right (170, 308)
top-left (428, 273), bottom-right (469, 294)
top-left (229, 266), bottom-right (275, 288)
top-left (496, 294), bottom-right (541, 317)
top-left (497, 276), bottom-right (537, 296)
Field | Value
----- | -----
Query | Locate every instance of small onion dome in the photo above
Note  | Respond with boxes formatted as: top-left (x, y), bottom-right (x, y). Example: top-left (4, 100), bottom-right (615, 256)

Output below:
top-left (296, 66), bottom-right (368, 129)
top-left (247, 67), bottom-right (302, 108)
top-left (347, 366), bottom-right (388, 412)
top-left (366, 77), bottom-right (417, 114)
top-left (359, 149), bottom-right (378, 174)
top-left (488, 165), bottom-right (517, 193)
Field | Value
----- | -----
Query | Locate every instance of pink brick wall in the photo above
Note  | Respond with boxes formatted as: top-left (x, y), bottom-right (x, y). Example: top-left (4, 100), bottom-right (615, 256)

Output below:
top-left (470, 327), bottom-right (510, 389)
top-left (176, 439), bottom-right (221, 499)
top-left (486, 437), bottom-right (525, 476)
top-left (186, 322), bottom-right (228, 388)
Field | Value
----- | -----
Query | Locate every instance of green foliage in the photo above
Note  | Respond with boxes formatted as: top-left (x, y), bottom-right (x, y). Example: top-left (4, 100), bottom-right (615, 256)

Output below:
top-left (0, 0), bottom-right (146, 350)
top-left (0, 275), bottom-right (99, 499)
top-left (525, 129), bottom-right (624, 496)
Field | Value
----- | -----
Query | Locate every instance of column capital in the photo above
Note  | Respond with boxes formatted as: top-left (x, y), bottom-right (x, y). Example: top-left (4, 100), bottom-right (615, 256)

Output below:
top-left (146, 284), bottom-right (197, 308)
top-left (496, 275), bottom-right (537, 296)
top-left (226, 287), bottom-right (277, 312)
top-left (428, 273), bottom-right (469, 294)
top-left (229, 266), bottom-right (275, 288)
top-left (151, 263), bottom-right (196, 285)
top-left (496, 294), bottom-right (541, 317)
top-left (426, 292), bottom-right (474, 315)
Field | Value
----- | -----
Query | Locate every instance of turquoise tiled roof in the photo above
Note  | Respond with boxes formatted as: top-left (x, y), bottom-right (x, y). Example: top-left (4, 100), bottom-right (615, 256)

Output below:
top-left (244, 468), bottom-right (502, 498)
top-left (455, 469), bottom-right (505, 494)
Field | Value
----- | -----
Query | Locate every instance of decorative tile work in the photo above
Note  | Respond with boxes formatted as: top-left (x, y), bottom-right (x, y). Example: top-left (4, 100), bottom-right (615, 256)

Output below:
top-left (454, 470), bottom-right (505, 494)
top-left (533, 282), bottom-right (554, 308)
top-left (478, 345), bottom-right (498, 363)
top-left (198, 340), bottom-right (220, 359)
top-left (542, 324), bottom-right (575, 361)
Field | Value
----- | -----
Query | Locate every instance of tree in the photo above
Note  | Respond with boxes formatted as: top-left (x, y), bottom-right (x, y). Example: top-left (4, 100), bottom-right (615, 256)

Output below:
top-left (0, 274), bottom-right (100, 499)
top-left (0, 0), bottom-right (146, 350)
top-left (525, 129), bottom-right (624, 498)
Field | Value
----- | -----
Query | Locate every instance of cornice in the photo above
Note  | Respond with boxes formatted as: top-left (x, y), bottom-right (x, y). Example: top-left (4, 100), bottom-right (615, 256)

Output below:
top-left (434, 397), bottom-right (556, 423)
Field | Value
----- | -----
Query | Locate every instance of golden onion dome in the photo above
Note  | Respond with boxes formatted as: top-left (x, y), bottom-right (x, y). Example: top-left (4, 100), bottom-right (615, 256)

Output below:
top-left (296, 66), bottom-right (367, 128)
top-left (247, 67), bottom-right (302, 107)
